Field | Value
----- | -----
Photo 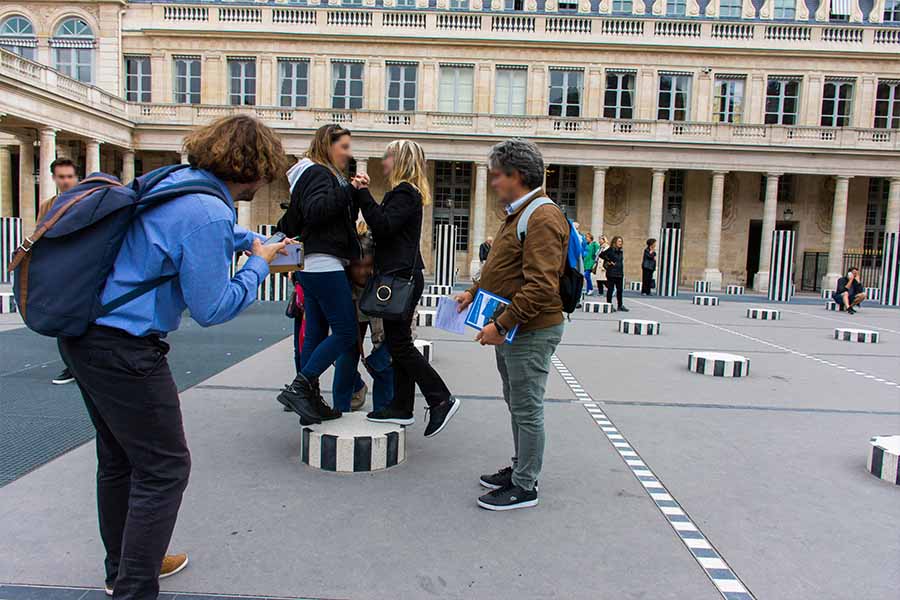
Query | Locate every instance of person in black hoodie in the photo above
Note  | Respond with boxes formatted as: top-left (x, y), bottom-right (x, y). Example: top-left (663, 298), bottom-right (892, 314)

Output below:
top-left (352, 140), bottom-right (460, 438)
top-left (276, 124), bottom-right (360, 425)
top-left (641, 238), bottom-right (657, 296)
top-left (600, 235), bottom-right (628, 311)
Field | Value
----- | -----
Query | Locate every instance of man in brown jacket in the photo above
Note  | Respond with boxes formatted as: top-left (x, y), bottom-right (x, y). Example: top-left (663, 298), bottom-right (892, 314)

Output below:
top-left (456, 138), bottom-right (569, 511)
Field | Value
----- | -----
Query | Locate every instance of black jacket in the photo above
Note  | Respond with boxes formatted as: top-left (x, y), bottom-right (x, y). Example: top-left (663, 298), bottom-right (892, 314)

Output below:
top-left (479, 241), bottom-right (492, 262)
top-left (642, 248), bottom-right (657, 272)
top-left (835, 276), bottom-right (863, 297)
top-left (355, 182), bottom-right (425, 276)
top-left (276, 163), bottom-right (359, 261)
top-left (599, 246), bottom-right (624, 278)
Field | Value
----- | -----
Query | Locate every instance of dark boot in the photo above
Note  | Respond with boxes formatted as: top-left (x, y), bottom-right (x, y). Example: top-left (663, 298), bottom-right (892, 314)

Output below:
top-left (277, 374), bottom-right (323, 424)
top-left (311, 378), bottom-right (342, 421)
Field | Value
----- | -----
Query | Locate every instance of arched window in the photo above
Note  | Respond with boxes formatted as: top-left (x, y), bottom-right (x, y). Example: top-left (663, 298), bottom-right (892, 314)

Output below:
top-left (52, 17), bottom-right (94, 83)
top-left (0, 15), bottom-right (37, 61)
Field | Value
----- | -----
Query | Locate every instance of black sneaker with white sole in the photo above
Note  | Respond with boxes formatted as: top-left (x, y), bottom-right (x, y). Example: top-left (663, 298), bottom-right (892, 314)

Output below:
top-left (480, 466), bottom-right (513, 490)
top-left (52, 368), bottom-right (75, 385)
top-left (367, 407), bottom-right (415, 426)
top-left (423, 397), bottom-right (460, 438)
top-left (477, 483), bottom-right (538, 511)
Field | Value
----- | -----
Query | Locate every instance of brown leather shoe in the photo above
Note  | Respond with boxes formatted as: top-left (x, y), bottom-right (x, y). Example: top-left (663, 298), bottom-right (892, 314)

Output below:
top-left (159, 553), bottom-right (189, 579)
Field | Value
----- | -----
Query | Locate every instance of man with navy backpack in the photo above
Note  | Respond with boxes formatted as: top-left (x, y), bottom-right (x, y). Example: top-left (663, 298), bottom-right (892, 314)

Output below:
top-left (455, 139), bottom-right (571, 511)
top-left (51, 116), bottom-right (289, 599)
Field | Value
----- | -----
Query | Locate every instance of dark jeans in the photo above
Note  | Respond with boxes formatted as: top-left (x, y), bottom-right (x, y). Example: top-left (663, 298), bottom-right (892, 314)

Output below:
top-left (58, 325), bottom-right (191, 600)
top-left (298, 270), bottom-right (358, 380)
top-left (333, 322), bottom-right (394, 412)
top-left (383, 270), bottom-right (452, 415)
top-left (606, 275), bottom-right (624, 307)
top-left (641, 268), bottom-right (654, 296)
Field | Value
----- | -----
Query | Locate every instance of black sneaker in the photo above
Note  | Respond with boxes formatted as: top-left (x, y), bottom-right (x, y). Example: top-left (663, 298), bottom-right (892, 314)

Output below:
top-left (367, 407), bottom-right (415, 426)
top-left (477, 483), bottom-right (538, 511)
top-left (424, 398), bottom-right (460, 438)
top-left (52, 368), bottom-right (75, 385)
top-left (618, 305), bottom-right (630, 312)
top-left (847, 307), bottom-right (856, 315)
top-left (480, 466), bottom-right (512, 490)
top-left (276, 375), bottom-right (322, 424)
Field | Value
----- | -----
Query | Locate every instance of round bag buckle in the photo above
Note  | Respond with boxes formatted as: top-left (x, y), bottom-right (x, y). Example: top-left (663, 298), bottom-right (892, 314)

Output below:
top-left (376, 285), bottom-right (392, 302)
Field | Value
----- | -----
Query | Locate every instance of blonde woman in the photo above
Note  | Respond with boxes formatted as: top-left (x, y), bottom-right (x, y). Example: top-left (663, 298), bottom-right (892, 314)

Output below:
top-left (352, 140), bottom-right (460, 437)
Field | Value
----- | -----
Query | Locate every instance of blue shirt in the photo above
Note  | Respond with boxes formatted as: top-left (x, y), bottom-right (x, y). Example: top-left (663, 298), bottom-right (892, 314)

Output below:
top-left (96, 168), bottom-right (269, 336)
top-left (506, 188), bottom-right (542, 215)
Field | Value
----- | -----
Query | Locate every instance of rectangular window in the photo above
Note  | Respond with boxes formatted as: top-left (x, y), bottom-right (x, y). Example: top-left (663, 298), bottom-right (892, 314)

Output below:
top-left (757, 173), bottom-right (795, 203)
top-left (332, 61), bottom-right (364, 109)
top-left (433, 161), bottom-right (472, 252)
top-left (278, 59), bottom-right (309, 108)
top-left (667, 0), bottom-right (687, 16)
top-left (548, 68), bottom-right (583, 117)
top-left (449, 0), bottom-right (468, 8)
top-left (773, 0), bottom-right (796, 18)
top-left (173, 56), bottom-right (201, 104)
top-left (657, 73), bottom-right (692, 122)
top-left (603, 71), bottom-right (635, 119)
top-left (387, 63), bottom-right (418, 112)
top-left (713, 76), bottom-right (745, 123)
top-left (558, 0), bottom-right (578, 9)
top-left (439, 65), bottom-right (474, 113)
top-left (864, 178), bottom-right (889, 257)
top-left (764, 77), bottom-right (801, 125)
top-left (124, 55), bottom-right (151, 103)
top-left (665, 170), bottom-right (685, 229)
top-left (55, 48), bottom-right (93, 83)
top-left (820, 80), bottom-right (853, 127)
top-left (1, 44), bottom-right (35, 61)
top-left (885, 0), bottom-right (900, 21)
top-left (506, 0), bottom-right (526, 8)
top-left (545, 165), bottom-right (578, 219)
top-left (494, 67), bottom-right (527, 115)
top-left (874, 80), bottom-right (900, 129)
top-left (719, 0), bottom-right (742, 17)
top-left (396, 0), bottom-right (416, 6)
top-left (228, 58), bottom-right (256, 106)
top-left (612, 0), bottom-right (633, 13)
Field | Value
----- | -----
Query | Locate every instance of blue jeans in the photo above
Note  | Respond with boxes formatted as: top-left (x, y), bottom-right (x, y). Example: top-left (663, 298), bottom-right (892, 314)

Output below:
top-left (298, 271), bottom-right (358, 380)
top-left (333, 334), bottom-right (394, 412)
top-left (583, 270), bottom-right (594, 293)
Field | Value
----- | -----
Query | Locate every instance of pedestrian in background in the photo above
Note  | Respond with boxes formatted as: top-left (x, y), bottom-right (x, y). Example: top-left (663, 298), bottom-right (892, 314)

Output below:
top-left (582, 232), bottom-right (599, 296)
top-left (641, 238), bottom-right (657, 296)
top-left (595, 235), bottom-right (609, 295)
top-left (600, 236), bottom-right (628, 312)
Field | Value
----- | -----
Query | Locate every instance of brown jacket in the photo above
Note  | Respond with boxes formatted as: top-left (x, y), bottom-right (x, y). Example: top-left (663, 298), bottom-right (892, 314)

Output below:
top-left (468, 192), bottom-right (569, 333)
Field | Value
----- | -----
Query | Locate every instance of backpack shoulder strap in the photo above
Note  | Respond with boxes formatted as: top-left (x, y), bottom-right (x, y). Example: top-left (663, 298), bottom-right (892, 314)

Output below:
top-left (516, 197), bottom-right (556, 243)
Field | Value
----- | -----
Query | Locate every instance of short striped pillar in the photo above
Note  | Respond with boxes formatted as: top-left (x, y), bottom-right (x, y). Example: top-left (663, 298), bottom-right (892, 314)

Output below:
top-left (419, 294), bottom-right (442, 308)
top-left (868, 435), bottom-right (900, 485)
top-left (726, 285), bottom-right (744, 295)
top-left (629, 281), bottom-right (642, 292)
top-left (1, 217), bottom-right (22, 284)
top-left (688, 352), bottom-right (750, 377)
top-left (693, 281), bottom-right (710, 293)
top-left (301, 413), bottom-right (406, 473)
top-left (746, 307), bottom-right (780, 320)
top-left (693, 295), bottom-right (719, 306)
top-left (0, 292), bottom-right (17, 314)
top-left (618, 319), bottom-right (660, 335)
top-left (656, 227), bottom-right (682, 297)
top-left (767, 230), bottom-right (796, 303)
top-left (583, 301), bottom-right (614, 314)
top-left (865, 287), bottom-right (881, 302)
top-left (821, 288), bottom-right (835, 300)
top-left (414, 339), bottom-right (433, 363)
top-left (434, 224), bottom-right (457, 287)
top-left (881, 232), bottom-right (899, 307)
top-left (415, 309), bottom-right (436, 327)
top-left (825, 300), bottom-right (839, 311)
top-left (254, 225), bottom-right (291, 302)
top-left (428, 284), bottom-right (454, 296)
top-left (833, 328), bottom-right (879, 343)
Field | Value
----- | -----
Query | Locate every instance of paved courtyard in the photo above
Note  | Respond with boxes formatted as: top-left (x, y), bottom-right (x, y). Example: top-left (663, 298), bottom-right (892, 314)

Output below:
top-left (1, 291), bottom-right (898, 600)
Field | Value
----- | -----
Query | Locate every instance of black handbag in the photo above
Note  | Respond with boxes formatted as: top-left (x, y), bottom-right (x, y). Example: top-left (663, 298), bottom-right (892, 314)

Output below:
top-left (359, 268), bottom-right (416, 320)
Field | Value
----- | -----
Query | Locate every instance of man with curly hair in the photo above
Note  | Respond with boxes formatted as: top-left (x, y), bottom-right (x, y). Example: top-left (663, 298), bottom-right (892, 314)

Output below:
top-left (57, 116), bottom-right (290, 599)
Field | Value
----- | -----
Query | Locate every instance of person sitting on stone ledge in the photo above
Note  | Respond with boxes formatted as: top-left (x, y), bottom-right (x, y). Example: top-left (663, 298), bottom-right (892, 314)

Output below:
top-left (833, 267), bottom-right (867, 315)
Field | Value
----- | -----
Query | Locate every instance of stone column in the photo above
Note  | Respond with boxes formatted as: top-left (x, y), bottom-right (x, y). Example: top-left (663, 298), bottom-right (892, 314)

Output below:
top-left (469, 162), bottom-right (488, 276)
top-left (822, 176), bottom-right (851, 291)
top-left (648, 168), bottom-right (666, 239)
top-left (237, 201), bottom-right (252, 229)
top-left (85, 140), bottom-right (101, 175)
top-left (703, 171), bottom-right (726, 290)
top-left (38, 128), bottom-right (57, 203)
top-left (753, 173), bottom-right (780, 291)
top-left (355, 158), bottom-right (368, 176)
top-left (885, 177), bottom-right (900, 237)
top-left (0, 146), bottom-right (12, 217)
top-left (19, 138), bottom-right (36, 232)
top-left (121, 150), bottom-right (135, 183)
top-left (591, 166), bottom-right (606, 238)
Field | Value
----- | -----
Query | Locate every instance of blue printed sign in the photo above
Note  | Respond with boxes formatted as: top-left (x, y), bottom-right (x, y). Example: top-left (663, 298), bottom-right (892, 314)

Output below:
top-left (464, 289), bottom-right (519, 344)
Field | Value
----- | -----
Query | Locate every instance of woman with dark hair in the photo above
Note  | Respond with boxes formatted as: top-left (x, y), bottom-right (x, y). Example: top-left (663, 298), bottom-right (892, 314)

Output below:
top-left (276, 124), bottom-right (361, 425)
top-left (641, 238), bottom-right (657, 296)
top-left (600, 236), bottom-right (628, 312)
top-left (353, 140), bottom-right (460, 438)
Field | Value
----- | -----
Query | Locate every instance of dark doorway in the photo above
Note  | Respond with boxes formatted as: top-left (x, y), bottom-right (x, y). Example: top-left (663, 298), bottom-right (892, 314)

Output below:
top-left (746, 220), bottom-right (796, 287)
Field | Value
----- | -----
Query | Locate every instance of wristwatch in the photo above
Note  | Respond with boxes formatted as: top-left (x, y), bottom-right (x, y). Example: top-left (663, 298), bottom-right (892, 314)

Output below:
top-left (492, 319), bottom-right (509, 337)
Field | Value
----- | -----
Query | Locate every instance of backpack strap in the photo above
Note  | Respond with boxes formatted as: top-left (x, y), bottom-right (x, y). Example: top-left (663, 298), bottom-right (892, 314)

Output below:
top-left (98, 275), bottom-right (177, 315)
top-left (516, 197), bottom-right (555, 243)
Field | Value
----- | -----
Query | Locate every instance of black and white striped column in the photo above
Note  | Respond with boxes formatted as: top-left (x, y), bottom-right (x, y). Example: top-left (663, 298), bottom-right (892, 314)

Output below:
top-left (726, 285), bottom-right (744, 295)
top-left (583, 301), bottom-right (614, 314)
top-left (693, 281), bottom-right (710, 293)
top-left (688, 352), bottom-right (750, 377)
top-left (419, 294), bottom-right (442, 308)
top-left (825, 300), bottom-right (839, 311)
top-left (0, 292), bottom-right (16, 314)
top-left (693, 295), bottom-right (719, 306)
top-left (864, 287), bottom-right (881, 302)
top-left (767, 230), bottom-right (796, 303)
top-left (746, 307), bottom-right (780, 320)
top-left (414, 339), bottom-right (433, 363)
top-left (833, 328), bottom-right (879, 343)
top-left (1, 217), bottom-right (22, 284)
top-left (618, 319), bottom-right (660, 335)
top-left (434, 224), bottom-right (457, 287)
top-left (880, 232), bottom-right (899, 307)
top-left (301, 413), bottom-right (406, 472)
top-left (428, 284), bottom-right (454, 295)
top-left (629, 281), bottom-right (642, 292)
top-left (868, 435), bottom-right (900, 485)
top-left (415, 309), bottom-right (436, 327)
top-left (253, 225), bottom-right (291, 302)
top-left (657, 227), bottom-right (682, 297)
top-left (821, 288), bottom-right (835, 299)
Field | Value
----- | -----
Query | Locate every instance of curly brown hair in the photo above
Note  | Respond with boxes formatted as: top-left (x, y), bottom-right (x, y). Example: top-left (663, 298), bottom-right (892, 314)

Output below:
top-left (182, 115), bottom-right (289, 183)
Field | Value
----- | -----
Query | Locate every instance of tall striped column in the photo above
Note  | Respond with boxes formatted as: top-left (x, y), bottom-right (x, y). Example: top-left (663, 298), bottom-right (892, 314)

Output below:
top-left (880, 232), bottom-right (899, 307)
top-left (656, 227), bottom-right (682, 297)
top-left (434, 224), bottom-right (457, 287)
top-left (1, 217), bottom-right (22, 284)
top-left (767, 230), bottom-right (796, 303)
